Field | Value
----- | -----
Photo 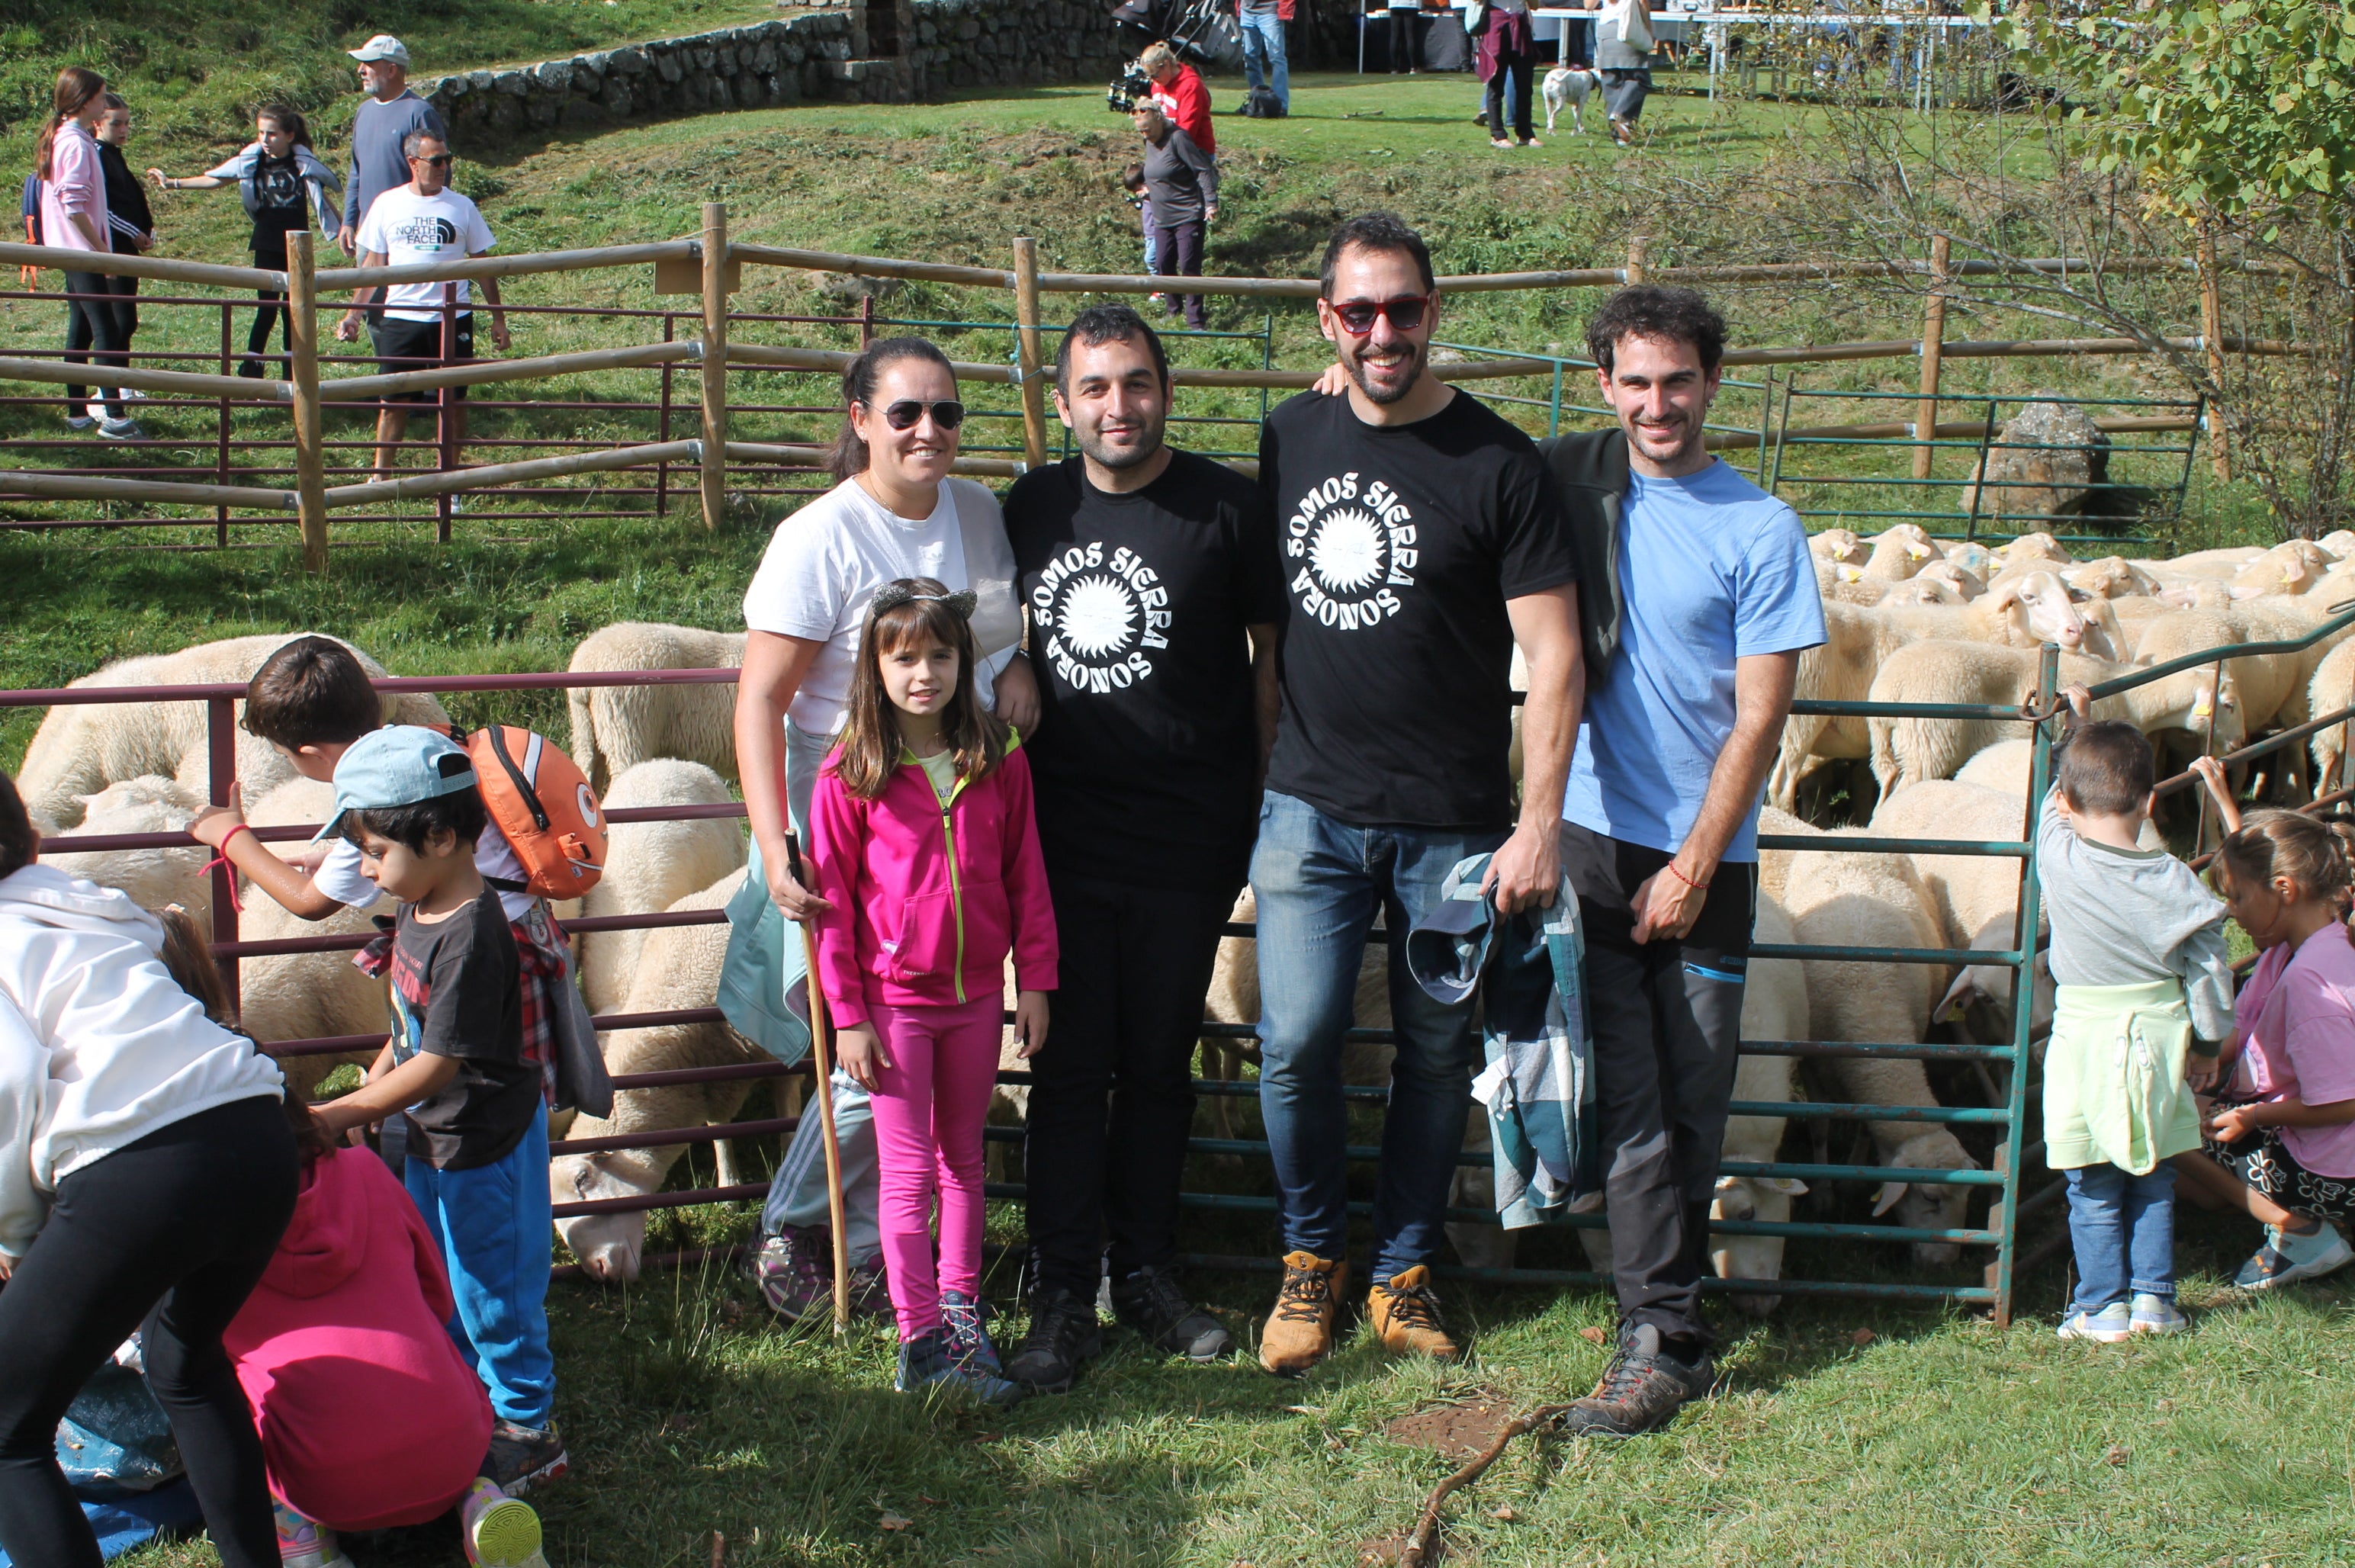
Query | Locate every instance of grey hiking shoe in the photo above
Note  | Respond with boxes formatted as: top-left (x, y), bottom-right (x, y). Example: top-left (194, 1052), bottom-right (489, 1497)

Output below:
top-left (479, 1418), bottom-right (570, 1496)
top-left (1557, 1324), bottom-right (1714, 1438)
top-left (1007, 1287), bottom-right (1104, 1393)
top-left (1112, 1263), bottom-right (1232, 1361)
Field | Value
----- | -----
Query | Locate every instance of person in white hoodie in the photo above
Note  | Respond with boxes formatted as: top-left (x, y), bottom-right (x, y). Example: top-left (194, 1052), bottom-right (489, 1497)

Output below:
top-left (0, 770), bottom-right (297, 1568)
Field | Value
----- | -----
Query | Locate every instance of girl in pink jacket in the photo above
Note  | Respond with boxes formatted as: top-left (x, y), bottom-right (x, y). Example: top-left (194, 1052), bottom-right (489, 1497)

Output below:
top-left (808, 578), bottom-right (1056, 1406)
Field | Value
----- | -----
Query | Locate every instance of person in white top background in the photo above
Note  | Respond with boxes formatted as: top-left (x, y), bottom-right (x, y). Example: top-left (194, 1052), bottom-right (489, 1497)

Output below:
top-left (731, 335), bottom-right (1041, 1319)
top-left (0, 770), bottom-right (298, 1568)
top-left (335, 130), bottom-right (509, 480)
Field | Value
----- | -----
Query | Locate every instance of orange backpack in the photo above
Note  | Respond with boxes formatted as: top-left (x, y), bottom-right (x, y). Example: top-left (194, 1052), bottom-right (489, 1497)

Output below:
top-left (458, 725), bottom-right (607, 900)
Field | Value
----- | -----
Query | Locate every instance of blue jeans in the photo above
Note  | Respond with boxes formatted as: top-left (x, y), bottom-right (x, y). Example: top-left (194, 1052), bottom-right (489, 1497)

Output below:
top-left (2063, 1162), bottom-right (2177, 1311)
top-left (1251, 791), bottom-right (1505, 1279)
top-left (406, 1101), bottom-right (554, 1426)
top-left (1241, 10), bottom-right (1289, 108)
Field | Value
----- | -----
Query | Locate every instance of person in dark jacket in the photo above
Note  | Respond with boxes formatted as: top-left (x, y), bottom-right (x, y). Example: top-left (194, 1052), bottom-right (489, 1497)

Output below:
top-left (67, 94), bottom-right (152, 426)
top-left (1133, 102), bottom-right (1218, 331)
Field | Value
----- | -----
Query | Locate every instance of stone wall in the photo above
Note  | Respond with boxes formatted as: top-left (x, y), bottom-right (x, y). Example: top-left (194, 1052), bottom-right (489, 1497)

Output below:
top-left (416, 0), bottom-right (1125, 133)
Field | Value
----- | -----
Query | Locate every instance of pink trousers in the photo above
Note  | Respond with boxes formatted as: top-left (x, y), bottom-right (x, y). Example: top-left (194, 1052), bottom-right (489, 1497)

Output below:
top-left (865, 995), bottom-right (1004, 1339)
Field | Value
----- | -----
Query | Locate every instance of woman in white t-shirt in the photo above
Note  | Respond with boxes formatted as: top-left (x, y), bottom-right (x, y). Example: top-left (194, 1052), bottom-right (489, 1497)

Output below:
top-left (732, 336), bottom-right (1036, 1316)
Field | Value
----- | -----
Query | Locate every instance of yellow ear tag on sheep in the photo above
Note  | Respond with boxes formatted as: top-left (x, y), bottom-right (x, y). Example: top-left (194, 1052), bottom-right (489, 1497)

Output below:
top-left (1906, 541), bottom-right (1930, 559)
top-left (2194, 696), bottom-right (2214, 718)
top-left (1839, 565), bottom-right (1864, 583)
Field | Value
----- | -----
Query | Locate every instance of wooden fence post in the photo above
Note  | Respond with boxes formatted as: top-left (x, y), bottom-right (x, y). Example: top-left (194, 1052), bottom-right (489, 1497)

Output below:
top-left (1625, 234), bottom-right (1650, 286)
top-left (2196, 220), bottom-right (2232, 484)
top-left (1913, 233), bottom-right (1952, 481)
top-left (701, 201), bottom-right (729, 531)
top-left (285, 229), bottom-right (329, 574)
top-left (1011, 236), bottom-right (1049, 471)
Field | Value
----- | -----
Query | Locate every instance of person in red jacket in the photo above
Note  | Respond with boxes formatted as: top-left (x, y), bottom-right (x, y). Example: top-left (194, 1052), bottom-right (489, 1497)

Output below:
top-left (223, 1117), bottom-right (548, 1568)
top-left (808, 578), bottom-right (1058, 1409)
top-left (1139, 42), bottom-right (1214, 154)
top-left (1237, 0), bottom-right (1293, 112)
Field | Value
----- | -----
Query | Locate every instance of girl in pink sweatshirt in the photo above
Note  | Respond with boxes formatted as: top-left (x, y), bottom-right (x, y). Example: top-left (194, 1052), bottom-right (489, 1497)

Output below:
top-left (808, 577), bottom-right (1057, 1406)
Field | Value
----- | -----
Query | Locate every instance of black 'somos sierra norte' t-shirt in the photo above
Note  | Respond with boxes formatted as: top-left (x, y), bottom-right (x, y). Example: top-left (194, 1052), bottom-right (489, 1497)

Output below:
top-left (1007, 448), bottom-right (1285, 890)
top-left (387, 883), bottom-right (538, 1170)
top-left (1258, 388), bottom-right (1577, 829)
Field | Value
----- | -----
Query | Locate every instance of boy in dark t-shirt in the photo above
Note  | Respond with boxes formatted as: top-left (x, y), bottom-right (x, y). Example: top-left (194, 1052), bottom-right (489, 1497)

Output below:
top-left (999, 306), bottom-right (1286, 1393)
top-left (308, 727), bottom-right (568, 1499)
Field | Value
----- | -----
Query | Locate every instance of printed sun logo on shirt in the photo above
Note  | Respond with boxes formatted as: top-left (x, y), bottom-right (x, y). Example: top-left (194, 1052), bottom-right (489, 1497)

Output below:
top-left (1030, 541), bottom-right (1172, 692)
top-left (1285, 471), bottom-right (1418, 629)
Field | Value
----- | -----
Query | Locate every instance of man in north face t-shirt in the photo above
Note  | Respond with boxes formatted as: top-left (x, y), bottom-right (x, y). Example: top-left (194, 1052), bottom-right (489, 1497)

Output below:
top-left (1250, 213), bottom-right (1585, 1376)
top-left (1001, 306), bottom-right (1285, 1393)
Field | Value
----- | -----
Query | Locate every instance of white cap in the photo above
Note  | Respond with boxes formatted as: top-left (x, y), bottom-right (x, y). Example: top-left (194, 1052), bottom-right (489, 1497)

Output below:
top-left (348, 34), bottom-right (412, 66)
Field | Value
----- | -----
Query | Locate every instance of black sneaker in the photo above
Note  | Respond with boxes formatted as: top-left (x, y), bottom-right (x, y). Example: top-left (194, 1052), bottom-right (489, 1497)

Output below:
top-left (480, 1418), bottom-right (570, 1495)
top-left (1006, 1287), bottom-right (1104, 1393)
top-left (1111, 1264), bottom-right (1232, 1362)
top-left (1557, 1325), bottom-right (1714, 1439)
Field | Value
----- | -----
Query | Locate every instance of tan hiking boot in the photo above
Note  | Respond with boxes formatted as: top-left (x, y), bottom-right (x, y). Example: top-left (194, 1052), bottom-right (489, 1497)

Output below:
top-left (1258, 1252), bottom-right (1348, 1376)
top-left (1367, 1265), bottom-right (1460, 1361)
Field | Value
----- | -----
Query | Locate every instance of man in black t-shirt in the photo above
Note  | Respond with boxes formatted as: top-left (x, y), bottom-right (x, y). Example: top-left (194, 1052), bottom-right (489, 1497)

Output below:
top-left (1251, 214), bottom-right (1585, 1377)
top-left (1001, 305), bottom-right (1284, 1393)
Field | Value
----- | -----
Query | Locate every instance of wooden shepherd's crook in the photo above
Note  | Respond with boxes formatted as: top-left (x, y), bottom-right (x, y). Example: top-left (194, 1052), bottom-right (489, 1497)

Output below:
top-left (784, 831), bottom-right (853, 1335)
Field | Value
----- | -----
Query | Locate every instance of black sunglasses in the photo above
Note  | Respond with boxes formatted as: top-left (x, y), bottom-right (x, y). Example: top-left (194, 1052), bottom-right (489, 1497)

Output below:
top-left (411, 153), bottom-right (453, 169)
top-left (872, 399), bottom-right (966, 431)
top-left (1330, 294), bottom-right (1434, 336)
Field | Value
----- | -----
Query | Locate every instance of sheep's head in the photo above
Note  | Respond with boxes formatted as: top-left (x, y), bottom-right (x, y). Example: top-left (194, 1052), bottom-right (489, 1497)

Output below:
top-left (1872, 1133), bottom-right (1978, 1268)
top-left (1935, 949), bottom-right (2054, 1046)
top-left (2188, 667), bottom-right (2247, 753)
top-left (1917, 560), bottom-right (1986, 600)
top-left (2317, 529), bottom-right (2355, 563)
top-left (1945, 541), bottom-right (1997, 577)
top-left (551, 1153), bottom-right (654, 1283)
top-left (1711, 1173), bottom-right (1807, 1317)
top-left (1814, 527), bottom-right (1868, 567)
top-left (1992, 571), bottom-right (2090, 650)
top-left (2063, 556), bottom-right (2157, 601)
top-left (2229, 553), bottom-right (2318, 599)
top-left (1888, 577), bottom-right (1964, 606)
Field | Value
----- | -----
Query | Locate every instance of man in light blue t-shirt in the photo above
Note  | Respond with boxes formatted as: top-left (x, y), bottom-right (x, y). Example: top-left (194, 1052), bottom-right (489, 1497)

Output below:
top-left (1537, 288), bottom-right (1824, 1438)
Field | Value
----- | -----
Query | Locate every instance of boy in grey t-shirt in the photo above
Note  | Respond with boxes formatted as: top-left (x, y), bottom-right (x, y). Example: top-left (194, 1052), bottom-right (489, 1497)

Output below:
top-left (2038, 686), bottom-right (2233, 1344)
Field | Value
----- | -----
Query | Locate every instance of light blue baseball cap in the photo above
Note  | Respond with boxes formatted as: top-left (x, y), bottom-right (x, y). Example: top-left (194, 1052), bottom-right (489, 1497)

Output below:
top-left (313, 725), bottom-right (477, 842)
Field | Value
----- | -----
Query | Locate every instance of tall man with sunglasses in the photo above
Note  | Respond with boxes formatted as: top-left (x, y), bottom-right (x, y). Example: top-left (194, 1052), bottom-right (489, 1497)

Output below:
top-left (1000, 304), bottom-right (1284, 1392)
top-left (1251, 212), bottom-right (1584, 1375)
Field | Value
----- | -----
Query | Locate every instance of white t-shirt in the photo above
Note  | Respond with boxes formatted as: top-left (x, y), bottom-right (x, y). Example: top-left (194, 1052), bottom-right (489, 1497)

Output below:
top-left (742, 476), bottom-right (1014, 736)
top-left (313, 820), bottom-right (536, 921)
top-left (353, 185), bottom-right (496, 322)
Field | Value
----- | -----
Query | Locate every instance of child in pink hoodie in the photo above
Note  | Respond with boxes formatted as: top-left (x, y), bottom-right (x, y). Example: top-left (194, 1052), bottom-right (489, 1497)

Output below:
top-left (223, 1117), bottom-right (548, 1568)
top-left (808, 577), bottom-right (1057, 1407)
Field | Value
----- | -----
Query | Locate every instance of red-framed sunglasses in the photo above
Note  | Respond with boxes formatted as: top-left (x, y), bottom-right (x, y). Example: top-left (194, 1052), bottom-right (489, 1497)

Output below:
top-left (1328, 294), bottom-right (1435, 336)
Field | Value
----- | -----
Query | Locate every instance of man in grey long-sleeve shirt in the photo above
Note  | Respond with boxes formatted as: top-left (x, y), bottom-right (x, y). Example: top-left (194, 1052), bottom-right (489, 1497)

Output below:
top-left (1133, 103), bottom-right (1217, 332)
top-left (337, 35), bottom-right (447, 255)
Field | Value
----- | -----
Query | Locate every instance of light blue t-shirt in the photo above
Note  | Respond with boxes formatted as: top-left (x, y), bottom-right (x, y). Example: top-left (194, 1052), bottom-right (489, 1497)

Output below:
top-left (1562, 459), bottom-right (1824, 863)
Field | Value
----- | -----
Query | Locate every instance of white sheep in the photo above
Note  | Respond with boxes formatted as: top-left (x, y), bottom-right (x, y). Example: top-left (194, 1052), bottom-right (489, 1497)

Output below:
top-left (15, 634), bottom-right (448, 831)
top-left (570, 760), bottom-right (745, 1015)
top-left (1915, 559), bottom-right (1986, 601)
top-left (552, 869), bottom-right (772, 1283)
top-left (1990, 532), bottom-right (2075, 570)
top-left (1954, 738), bottom-right (2035, 796)
top-left (2129, 606), bottom-right (2303, 736)
top-left (36, 776), bottom-right (213, 926)
top-left (1868, 642), bottom-right (2242, 798)
top-left (1867, 779), bottom-right (2052, 1043)
top-left (1708, 892), bottom-right (1807, 1316)
top-left (2318, 530), bottom-right (2355, 561)
top-left (566, 622), bottom-right (744, 792)
top-left (1808, 528), bottom-right (1869, 568)
top-left (1781, 843), bottom-right (1980, 1265)
top-left (236, 776), bottom-right (395, 1100)
top-left (2061, 556), bottom-right (2163, 601)
top-left (1943, 541), bottom-right (1997, 578)
top-left (1860, 524), bottom-right (1944, 582)
top-left (2308, 637), bottom-right (2355, 800)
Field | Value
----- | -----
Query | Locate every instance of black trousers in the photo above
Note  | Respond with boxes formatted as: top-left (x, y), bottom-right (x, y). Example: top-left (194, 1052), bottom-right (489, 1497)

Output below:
top-left (1560, 823), bottom-right (1756, 1348)
top-left (1151, 220), bottom-right (1206, 330)
top-left (62, 269), bottom-right (137, 416)
top-left (246, 289), bottom-right (289, 364)
top-left (1023, 872), bottom-right (1237, 1298)
top-left (1486, 49), bottom-right (1537, 141)
top-left (0, 1097), bottom-right (297, 1568)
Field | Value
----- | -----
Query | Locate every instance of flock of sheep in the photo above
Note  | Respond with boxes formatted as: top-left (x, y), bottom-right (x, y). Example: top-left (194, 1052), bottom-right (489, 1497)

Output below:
top-left (14, 525), bottom-right (2353, 1303)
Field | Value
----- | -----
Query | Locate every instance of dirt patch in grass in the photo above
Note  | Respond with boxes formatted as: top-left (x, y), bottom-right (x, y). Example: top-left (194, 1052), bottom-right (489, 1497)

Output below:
top-left (1383, 1392), bottom-right (1518, 1461)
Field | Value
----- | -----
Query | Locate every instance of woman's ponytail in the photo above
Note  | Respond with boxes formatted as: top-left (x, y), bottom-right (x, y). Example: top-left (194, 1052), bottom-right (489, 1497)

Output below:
top-left (2216, 809), bottom-right (2355, 913)
top-left (827, 336), bottom-right (956, 483)
top-left (34, 67), bottom-right (106, 183)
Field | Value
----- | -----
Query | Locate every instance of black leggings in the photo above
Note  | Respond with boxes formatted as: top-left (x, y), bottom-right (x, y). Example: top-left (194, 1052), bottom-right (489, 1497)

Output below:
top-left (246, 289), bottom-right (289, 365)
top-left (0, 1096), bottom-right (297, 1568)
top-left (1486, 50), bottom-right (1536, 142)
top-left (63, 269), bottom-right (137, 418)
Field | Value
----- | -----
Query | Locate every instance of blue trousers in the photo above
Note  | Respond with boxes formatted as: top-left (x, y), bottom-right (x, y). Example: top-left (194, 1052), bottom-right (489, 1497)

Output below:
top-left (1241, 11), bottom-right (1290, 108)
top-left (2063, 1162), bottom-right (2176, 1311)
top-left (405, 1102), bottom-right (555, 1427)
top-left (1251, 790), bottom-right (1504, 1280)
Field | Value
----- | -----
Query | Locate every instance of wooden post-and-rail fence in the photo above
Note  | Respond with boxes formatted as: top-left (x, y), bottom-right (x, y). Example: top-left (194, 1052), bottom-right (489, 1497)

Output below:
top-left (0, 216), bottom-right (2315, 569)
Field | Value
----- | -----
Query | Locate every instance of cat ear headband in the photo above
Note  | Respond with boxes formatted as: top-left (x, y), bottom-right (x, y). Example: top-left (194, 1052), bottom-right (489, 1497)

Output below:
top-left (869, 583), bottom-right (977, 618)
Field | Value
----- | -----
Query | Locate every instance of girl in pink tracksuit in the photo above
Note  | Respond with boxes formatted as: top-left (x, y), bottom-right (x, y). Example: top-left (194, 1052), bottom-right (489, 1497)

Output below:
top-left (808, 577), bottom-right (1056, 1406)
